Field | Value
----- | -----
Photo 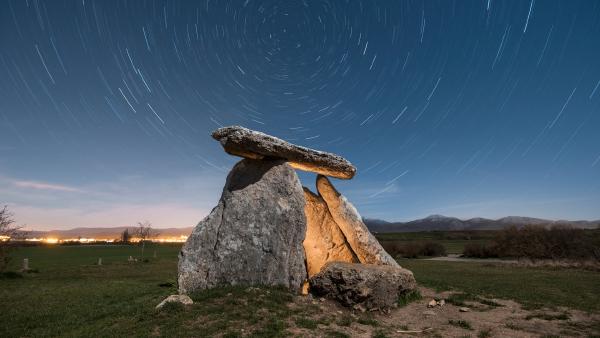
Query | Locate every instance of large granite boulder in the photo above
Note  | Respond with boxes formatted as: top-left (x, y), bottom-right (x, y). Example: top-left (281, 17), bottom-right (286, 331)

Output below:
top-left (303, 188), bottom-right (358, 277)
top-left (212, 126), bottom-right (356, 179)
top-left (316, 175), bottom-right (399, 267)
top-left (309, 262), bottom-right (417, 311)
top-left (178, 159), bottom-right (307, 294)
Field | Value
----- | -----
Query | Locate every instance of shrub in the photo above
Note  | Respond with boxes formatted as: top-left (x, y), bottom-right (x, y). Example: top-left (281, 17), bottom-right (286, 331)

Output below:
top-left (0, 271), bottom-right (23, 279)
top-left (0, 206), bottom-right (23, 272)
top-left (462, 243), bottom-right (499, 258)
top-left (462, 225), bottom-right (600, 261)
top-left (420, 242), bottom-right (447, 257)
top-left (381, 241), bottom-right (446, 258)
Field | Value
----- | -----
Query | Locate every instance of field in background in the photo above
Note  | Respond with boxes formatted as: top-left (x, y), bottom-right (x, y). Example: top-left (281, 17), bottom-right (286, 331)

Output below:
top-left (399, 259), bottom-right (600, 313)
top-left (1, 244), bottom-right (181, 337)
top-left (375, 231), bottom-right (494, 254)
top-left (1, 237), bottom-right (599, 336)
top-left (6, 243), bottom-right (182, 269)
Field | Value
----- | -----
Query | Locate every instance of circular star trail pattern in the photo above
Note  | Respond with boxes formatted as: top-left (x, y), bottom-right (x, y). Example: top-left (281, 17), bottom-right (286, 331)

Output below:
top-left (0, 0), bottom-right (599, 224)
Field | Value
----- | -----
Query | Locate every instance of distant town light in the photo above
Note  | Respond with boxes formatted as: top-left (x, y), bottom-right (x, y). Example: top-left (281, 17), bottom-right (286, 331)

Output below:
top-left (16, 235), bottom-right (188, 244)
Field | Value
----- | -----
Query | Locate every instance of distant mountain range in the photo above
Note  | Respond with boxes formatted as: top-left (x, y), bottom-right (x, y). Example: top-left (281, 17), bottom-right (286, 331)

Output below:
top-left (23, 226), bottom-right (194, 240)
top-left (19, 215), bottom-right (600, 239)
top-left (364, 215), bottom-right (600, 233)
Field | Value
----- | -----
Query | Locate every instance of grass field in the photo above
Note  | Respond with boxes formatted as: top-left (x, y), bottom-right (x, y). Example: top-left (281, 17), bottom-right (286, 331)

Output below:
top-left (1, 243), bottom-right (599, 337)
top-left (1, 244), bottom-right (181, 337)
top-left (399, 259), bottom-right (600, 313)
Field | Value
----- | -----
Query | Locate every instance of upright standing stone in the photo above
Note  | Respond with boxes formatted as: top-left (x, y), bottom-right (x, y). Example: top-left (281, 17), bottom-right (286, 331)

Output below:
top-left (303, 188), bottom-right (358, 277)
top-left (97, 258), bottom-right (102, 266)
top-left (22, 258), bottom-right (29, 271)
top-left (178, 159), bottom-right (307, 294)
top-left (316, 175), bottom-right (399, 267)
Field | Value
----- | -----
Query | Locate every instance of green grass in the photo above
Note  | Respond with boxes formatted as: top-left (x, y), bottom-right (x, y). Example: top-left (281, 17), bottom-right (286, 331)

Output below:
top-left (399, 258), bottom-right (600, 312)
top-left (477, 328), bottom-right (493, 338)
top-left (372, 330), bottom-right (390, 338)
top-left (0, 244), bottom-right (304, 337)
top-left (2, 242), bottom-right (600, 336)
top-left (356, 315), bottom-right (378, 326)
top-left (446, 292), bottom-right (503, 309)
top-left (336, 315), bottom-right (353, 327)
top-left (325, 330), bottom-right (350, 338)
top-left (397, 289), bottom-right (422, 307)
top-left (1, 244), bottom-right (181, 337)
top-left (295, 317), bottom-right (319, 329)
top-left (525, 312), bottom-right (570, 321)
top-left (448, 319), bottom-right (473, 330)
top-left (7, 243), bottom-right (180, 269)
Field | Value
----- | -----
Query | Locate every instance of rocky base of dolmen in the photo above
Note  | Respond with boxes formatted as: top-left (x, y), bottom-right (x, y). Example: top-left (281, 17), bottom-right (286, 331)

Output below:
top-left (175, 126), bottom-right (416, 311)
top-left (310, 262), bottom-right (416, 312)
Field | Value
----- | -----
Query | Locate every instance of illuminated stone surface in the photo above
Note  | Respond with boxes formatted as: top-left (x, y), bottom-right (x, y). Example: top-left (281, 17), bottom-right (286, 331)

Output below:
top-left (178, 159), bottom-right (307, 294)
top-left (316, 175), bottom-right (399, 267)
top-left (212, 126), bottom-right (356, 179)
top-left (303, 187), bottom-right (358, 277)
top-left (309, 262), bottom-right (417, 311)
top-left (155, 295), bottom-right (193, 310)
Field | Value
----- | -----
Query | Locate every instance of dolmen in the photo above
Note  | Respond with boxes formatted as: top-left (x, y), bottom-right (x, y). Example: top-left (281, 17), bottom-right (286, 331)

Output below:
top-left (177, 126), bottom-right (416, 311)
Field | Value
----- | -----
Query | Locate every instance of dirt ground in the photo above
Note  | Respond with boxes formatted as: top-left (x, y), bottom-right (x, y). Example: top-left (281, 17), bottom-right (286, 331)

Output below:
top-left (289, 287), bottom-right (600, 338)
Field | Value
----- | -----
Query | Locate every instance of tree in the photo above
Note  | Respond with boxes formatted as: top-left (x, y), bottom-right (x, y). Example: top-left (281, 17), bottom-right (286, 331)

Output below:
top-left (121, 229), bottom-right (130, 243)
top-left (0, 205), bottom-right (22, 272)
top-left (135, 221), bottom-right (158, 259)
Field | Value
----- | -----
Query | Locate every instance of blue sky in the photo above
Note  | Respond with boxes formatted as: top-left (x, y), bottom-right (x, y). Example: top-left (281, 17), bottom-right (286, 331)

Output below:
top-left (0, 0), bottom-right (599, 230)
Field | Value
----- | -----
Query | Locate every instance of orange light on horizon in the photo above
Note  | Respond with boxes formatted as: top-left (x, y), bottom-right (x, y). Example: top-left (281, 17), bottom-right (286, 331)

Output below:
top-left (18, 236), bottom-right (188, 244)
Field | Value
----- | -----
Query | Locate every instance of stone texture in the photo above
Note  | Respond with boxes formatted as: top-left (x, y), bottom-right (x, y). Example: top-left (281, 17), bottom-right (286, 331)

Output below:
top-left (156, 295), bottom-right (193, 310)
top-left (178, 159), bottom-right (307, 294)
top-left (212, 126), bottom-right (356, 179)
top-left (309, 262), bottom-right (417, 311)
top-left (303, 187), bottom-right (358, 277)
top-left (316, 175), bottom-right (399, 267)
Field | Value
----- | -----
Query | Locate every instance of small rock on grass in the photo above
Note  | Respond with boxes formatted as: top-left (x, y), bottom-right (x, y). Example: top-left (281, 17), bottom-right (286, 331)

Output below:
top-left (156, 295), bottom-right (193, 310)
top-left (459, 307), bottom-right (470, 312)
top-left (428, 300), bottom-right (437, 308)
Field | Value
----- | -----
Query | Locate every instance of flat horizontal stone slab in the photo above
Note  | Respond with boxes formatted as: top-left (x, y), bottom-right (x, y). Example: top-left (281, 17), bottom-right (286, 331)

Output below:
top-left (212, 126), bottom-right (356, 179)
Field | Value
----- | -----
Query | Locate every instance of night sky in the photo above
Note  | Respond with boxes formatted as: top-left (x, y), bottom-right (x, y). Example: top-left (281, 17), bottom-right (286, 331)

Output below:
top-left (1, 0), bottom-right (599, 230)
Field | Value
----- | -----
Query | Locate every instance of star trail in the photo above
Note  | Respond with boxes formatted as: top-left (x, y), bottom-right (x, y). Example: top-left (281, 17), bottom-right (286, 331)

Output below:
top-left (0, 0), bottom-right (599, 229)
